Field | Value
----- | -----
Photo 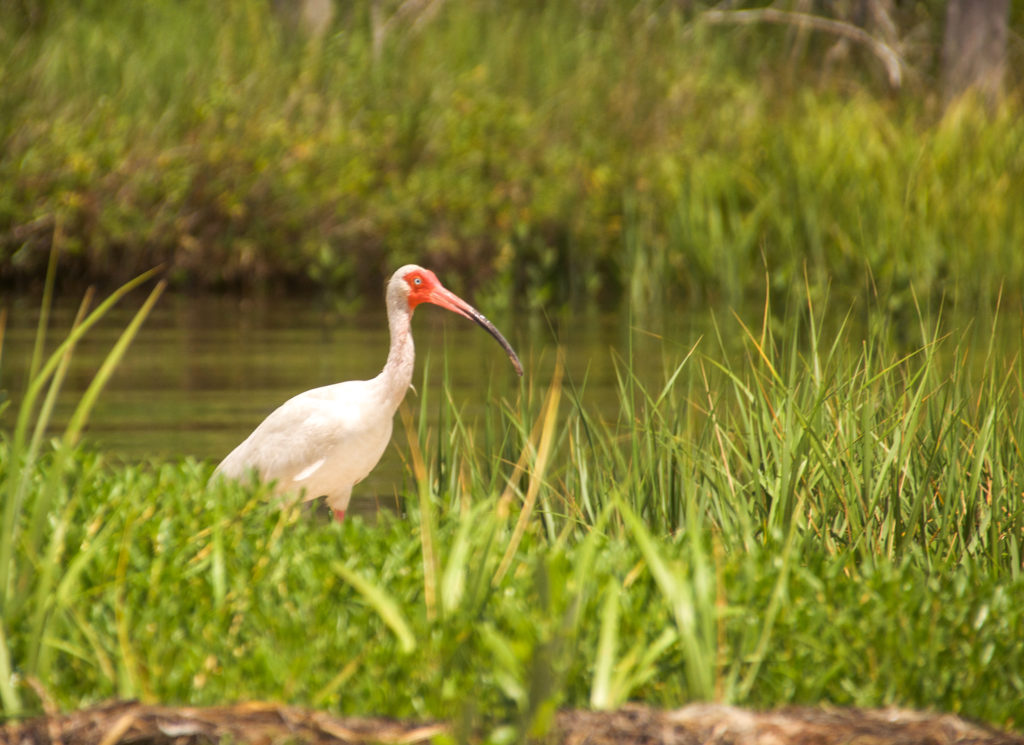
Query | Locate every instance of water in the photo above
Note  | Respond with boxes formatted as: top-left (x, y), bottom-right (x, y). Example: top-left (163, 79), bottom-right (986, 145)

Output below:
top-left (1, 291), bottom-right (697, 510)
top-left (4, 287), bottom-right (1017, 518)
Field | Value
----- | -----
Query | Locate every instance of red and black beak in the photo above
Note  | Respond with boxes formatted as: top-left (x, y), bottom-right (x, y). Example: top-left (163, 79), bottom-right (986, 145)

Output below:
top-left (424, 285), bottom-right (524, 377)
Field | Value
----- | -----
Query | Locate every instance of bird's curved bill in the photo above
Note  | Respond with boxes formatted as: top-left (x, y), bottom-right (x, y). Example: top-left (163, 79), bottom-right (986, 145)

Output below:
top-left (428, 287), bottom-right (524, 376)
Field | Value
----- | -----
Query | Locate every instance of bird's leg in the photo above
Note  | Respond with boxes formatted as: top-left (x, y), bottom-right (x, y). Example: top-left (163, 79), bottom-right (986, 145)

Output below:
top-left (333, 508), bottom-right (346, 522)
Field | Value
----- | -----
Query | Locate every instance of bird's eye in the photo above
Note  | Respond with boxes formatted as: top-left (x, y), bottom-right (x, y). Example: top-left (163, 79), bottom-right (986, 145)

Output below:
top-left (413, 277), bottom-right (422, 285)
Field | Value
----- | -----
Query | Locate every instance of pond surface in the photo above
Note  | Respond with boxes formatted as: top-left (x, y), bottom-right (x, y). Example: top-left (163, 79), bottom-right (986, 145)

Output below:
top-left (1, 290), bottom-right (700, 512)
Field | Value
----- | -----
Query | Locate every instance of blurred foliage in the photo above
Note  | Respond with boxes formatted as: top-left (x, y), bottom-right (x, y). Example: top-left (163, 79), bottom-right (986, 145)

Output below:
top-left (4, 304), bottom-right (1024, 727)
top-left (3, 218), bottom-right (1024, 731)
top-left (0, 0), bottom-right (1021, 310)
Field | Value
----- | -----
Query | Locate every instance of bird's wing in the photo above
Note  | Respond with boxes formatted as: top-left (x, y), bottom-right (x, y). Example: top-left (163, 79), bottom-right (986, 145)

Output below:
top-left (293, 457), bottom-right (327, 482)
top-left (215, 380), bottom-right (380, 488)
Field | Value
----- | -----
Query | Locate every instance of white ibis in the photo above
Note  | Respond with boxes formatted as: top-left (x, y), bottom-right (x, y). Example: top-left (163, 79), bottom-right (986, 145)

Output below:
top-left (213, 265), bottom-right (523, 521)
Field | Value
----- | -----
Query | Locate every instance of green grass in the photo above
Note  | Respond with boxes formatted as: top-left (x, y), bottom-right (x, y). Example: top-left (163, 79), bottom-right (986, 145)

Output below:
top-left (1, 1), bottom-right (1023, 309)
top-left (0, 251), bottom-right (165, 714)
top-left (2, 278), bottom-right (1023, 734)
top-left (4, 2), bottom-right (1023, 731)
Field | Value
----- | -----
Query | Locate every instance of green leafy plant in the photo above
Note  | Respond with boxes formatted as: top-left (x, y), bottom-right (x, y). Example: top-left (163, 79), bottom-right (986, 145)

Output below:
top-left (2, 277), bottom-right (1024, 731)
top-left (0, 247), bottom-right (164, 714)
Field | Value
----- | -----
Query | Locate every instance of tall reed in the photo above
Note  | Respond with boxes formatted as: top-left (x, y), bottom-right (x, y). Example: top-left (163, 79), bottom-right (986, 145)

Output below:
top-left (0, 248), bottom-right (163, 715)
top-left (3, 2), bottom-right (1022, 308)
top-left (2, 282), bottom-right (1023, 728)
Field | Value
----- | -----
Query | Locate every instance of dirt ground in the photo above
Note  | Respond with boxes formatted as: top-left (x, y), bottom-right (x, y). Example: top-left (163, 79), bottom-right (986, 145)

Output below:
top-left (3, 700), bottom-right (1022, 745)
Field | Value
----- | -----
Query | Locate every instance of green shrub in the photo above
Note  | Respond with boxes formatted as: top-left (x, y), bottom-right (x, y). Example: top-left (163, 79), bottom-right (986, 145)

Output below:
top-left (2, 1), bottom-right (1022, 309)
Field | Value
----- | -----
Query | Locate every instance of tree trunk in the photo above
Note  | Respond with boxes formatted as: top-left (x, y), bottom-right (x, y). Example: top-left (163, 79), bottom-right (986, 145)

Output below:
top-left (941, 0), bottom-right (1009, 106)
top-left (270, 0), bottom-right (335, 39)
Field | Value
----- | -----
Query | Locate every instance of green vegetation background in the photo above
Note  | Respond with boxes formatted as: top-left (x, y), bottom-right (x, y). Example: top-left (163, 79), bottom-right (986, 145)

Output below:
top-left (1, 0), bottom-right (1022, 311)
top-left (6, 294), bottom-right (1024, 732)
top-left (3, 0), bottom-right (1024, 738)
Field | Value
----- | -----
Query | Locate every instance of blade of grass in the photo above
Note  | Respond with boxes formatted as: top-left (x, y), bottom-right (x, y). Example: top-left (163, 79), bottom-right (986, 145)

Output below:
top-left (1, 267), bottom-right (163, 609)
top-left (21, 280), bottom-right (166, 638)
top-left (62, 280), bottom-right (166, 447)
top-left (0, 614), bottom-right (16, 713)
top-left (616, 497), bottom-right (716, 699)
top-left (400, 396), bottom-right (437, 623)
top-left (12, 266), bottom-right (163, 455)
top-left (493, 354), bottom-right (563, 586)
top-left (27, 229), bottom-right (60, 385)
top-left (24, 290), bottom-right (94, 557)
top-left (332, 561), bottom-right (416, 654)
top-left (590, 578), bottom-right (620, 710)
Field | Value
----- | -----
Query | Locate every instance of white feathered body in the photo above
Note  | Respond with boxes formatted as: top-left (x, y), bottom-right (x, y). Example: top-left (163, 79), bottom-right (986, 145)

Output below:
top-left (213, 269), bottom-right (417, 515)
top-left (214, 377), bottom-right (398, 512)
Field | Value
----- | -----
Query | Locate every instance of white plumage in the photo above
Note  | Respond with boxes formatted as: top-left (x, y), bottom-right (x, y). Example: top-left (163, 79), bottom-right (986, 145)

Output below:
top-left (214, 265), bottom-right (522, 520)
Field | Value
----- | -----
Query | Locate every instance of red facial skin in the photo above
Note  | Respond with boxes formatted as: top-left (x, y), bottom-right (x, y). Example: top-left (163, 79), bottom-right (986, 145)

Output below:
top-left (401, 269), bottom-right (524, 377)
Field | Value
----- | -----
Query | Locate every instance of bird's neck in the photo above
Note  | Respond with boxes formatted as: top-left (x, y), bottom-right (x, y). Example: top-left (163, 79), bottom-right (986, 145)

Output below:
top-left (378, 302), bottom-right (415, 412)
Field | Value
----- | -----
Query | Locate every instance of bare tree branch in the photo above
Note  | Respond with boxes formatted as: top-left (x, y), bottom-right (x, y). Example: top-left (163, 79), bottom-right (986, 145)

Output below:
top-left (700, 8), bottom-right (905, 89)
top-left (372, 0), bottom-right (447, 61)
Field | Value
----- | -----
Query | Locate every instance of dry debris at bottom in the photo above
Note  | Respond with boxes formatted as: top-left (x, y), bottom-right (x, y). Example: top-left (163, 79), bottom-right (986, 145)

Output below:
top-left (2, 700), bottom-right (1022, 745)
